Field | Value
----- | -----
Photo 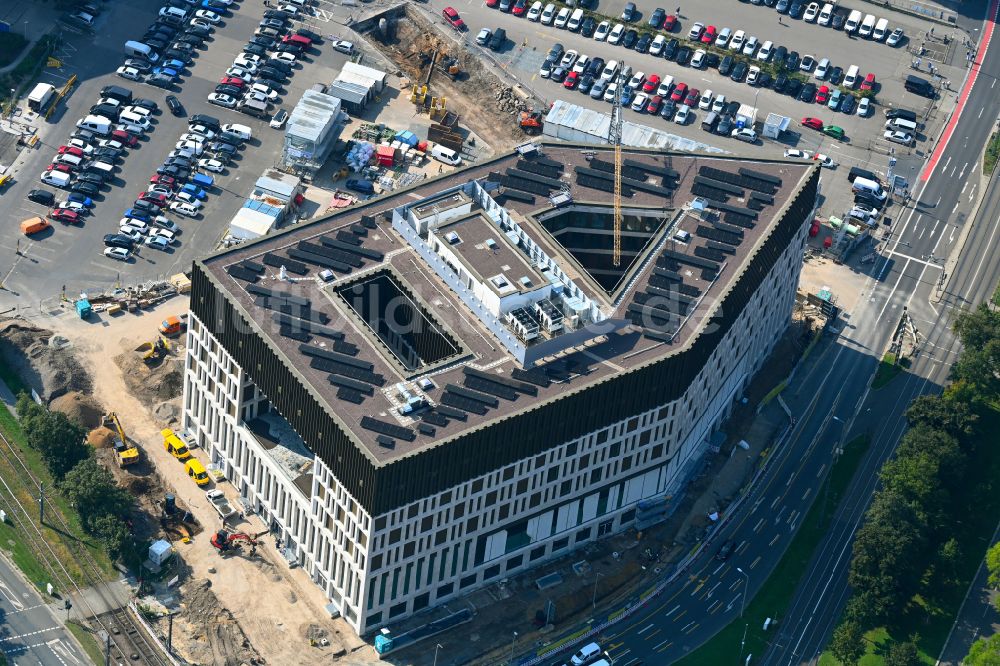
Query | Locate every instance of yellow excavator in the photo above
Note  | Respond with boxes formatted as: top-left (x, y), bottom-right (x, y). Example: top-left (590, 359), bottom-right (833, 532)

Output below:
top-left (103, 412), bottom-right (139, 468)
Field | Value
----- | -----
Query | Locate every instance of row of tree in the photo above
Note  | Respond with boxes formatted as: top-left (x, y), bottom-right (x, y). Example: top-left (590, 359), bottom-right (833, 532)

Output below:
top-left (15, 394), bottom-right (135, 560)
top-left (829, 303), bottom-right (1000, 665)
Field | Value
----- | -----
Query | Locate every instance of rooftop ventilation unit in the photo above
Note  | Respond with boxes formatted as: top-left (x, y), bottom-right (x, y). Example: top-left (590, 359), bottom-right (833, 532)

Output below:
top-left (507, 308), bottom-right (540, 341)
top-left (445, 232), bottom-right (461, 244)
top-left (674, 230), bottom-right (691, 243)
top-left (535, 299), bottom-right (564, 333)
top-left (485, 238), bottom-right (498, 252)
top-left (519, 276), bottom-right (533, 288)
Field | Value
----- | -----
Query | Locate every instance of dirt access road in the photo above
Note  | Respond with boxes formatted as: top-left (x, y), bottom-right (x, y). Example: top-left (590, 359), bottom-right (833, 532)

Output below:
top-left (43, 299), bottom-right (376, 666)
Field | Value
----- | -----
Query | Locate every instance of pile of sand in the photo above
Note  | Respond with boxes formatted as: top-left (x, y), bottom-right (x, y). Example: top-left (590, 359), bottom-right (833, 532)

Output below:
top-left (179, 579), bottom-right (263, 666)
top-left (50, 391), bottom-right (103, 428)
top-left (114, 352), bottom-right (184, 405)
top-left (87, 427), bottom-right (115, 449)
top-left (0, 319), bottom-right (92, 402)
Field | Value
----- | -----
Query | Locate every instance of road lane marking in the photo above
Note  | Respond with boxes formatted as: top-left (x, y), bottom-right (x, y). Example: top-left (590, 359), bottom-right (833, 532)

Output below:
top-left (769, 533), bottom-right (781, 546)
top-left (729, 578), bottom-right (742, 591)
top-left (708, 599), bottom-right (723, 613)
top-left (691, 581), bottom-right (705, 596)
top-left (712, 562), bottom-right (726, 574)
top-left (655, 640), bottom-right (673, 652)
top-left (0, 626), bottom-right (61, 644)
top-left (674, 609), bottom-right (687, 622)
top-left (664, 604), bottom-right (680, 617)
top-left (684, 622), bottom-right (699, 635)
top-left (753, 518), bottom-right (765, 533)
top-left (815, 463), bottom-right (826, 477)
top-left (801, 487), bottom-right (812, 501)
top-left (786, 510), bottom-right (799, 525)
top-left (645, 628), bottom-right (661, 640)
top-left (0, 581), bottom-right (25, 611)
top-left (637, 623), bottom-right (655, 635)
top-left (706, 581), bottom-right (721, 598)
top-left (770, 495), bottom-right (781, 509)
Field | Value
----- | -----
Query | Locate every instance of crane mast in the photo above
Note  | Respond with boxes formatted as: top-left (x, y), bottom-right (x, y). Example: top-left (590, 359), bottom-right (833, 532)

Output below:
top-left (609, 63), bottom-right (625, 267)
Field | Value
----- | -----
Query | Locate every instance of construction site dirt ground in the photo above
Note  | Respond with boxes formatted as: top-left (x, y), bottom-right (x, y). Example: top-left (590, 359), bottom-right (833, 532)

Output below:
top-left (799, 249), bottom-right (874, 318)
top-left (39, 300), bottom-right (377, 666)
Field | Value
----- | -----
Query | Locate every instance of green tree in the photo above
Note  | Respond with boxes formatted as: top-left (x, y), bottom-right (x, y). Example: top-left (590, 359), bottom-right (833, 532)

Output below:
top-left (884, 640), bottom-right (921, 666)
top-left (829, 620), bottom-right (866, 665)
top-left (987, 541), bottom-right (1000, 589)
top-left (965, 633), bottom-right (1000, 666)
top-left (905, 394), bottom-right (976, 438)
top-left (16, 395), bottom-right (89, 480)
top-left (90, 514), bottom-right (131, 560)
top-left (937, 537), bottom-right (962, 588)
top-left (951, 304), bottom-right (1000, 402)
top-left (60, 459), bottom-right (131, 526)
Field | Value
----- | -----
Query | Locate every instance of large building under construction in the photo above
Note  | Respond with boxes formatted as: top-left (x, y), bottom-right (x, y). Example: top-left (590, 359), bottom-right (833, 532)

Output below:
top-left (181, 142), bottom-right (819, 636)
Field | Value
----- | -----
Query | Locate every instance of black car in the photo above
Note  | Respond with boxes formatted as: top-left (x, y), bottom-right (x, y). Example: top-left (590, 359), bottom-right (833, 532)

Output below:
top-left (177, 34), bottom-right (204, 47)
top-left (581, 17), bottom-right (597, 37)
top-left (663, 38), bottom-right (679, 60)
top-left (757, 72), bottom-right (773, 88)
top-left (635, 33), bottom-right (652, 53)
top-left (828, 66), bottom-right (844, 85)
top-left (244, 43), bottom-right (269, 57)
top-left (648, 7), bottom-right (666, 27)
top-left (132, 98), bottom-right (159, 112)
top-left (124, 58), bottom-right (153, 72)
top-left (94, 147), bottom-right (122, 161)
top-left (169, 41), bottom-right (195, 53)
top-left (715, 115), bottom-right (733, 135)
top-left (798, 82), bottom-right (816, 102)
top-left (265, 58), bottom-right (293, 74)
top-left (190, 113), bottom-right (221, 129)
top-left (704, 52), bottom-right (720, 69)
top-left (215, 84), bottom-right (242, 97)
top-left (257, 67), bottom-right (286, 83)
top-left (91, 103), bottom-right (121, 120)
top-left (840, 93), bottom-right (857, 114)
top-left (789, 2), bottom-right (804, 18)
top-left (855, 191), bottom-right (883, 208)
top-left (724, 100), bottom-right (740, 116)
top-left (166, 95), bottom-right (185, 116)
top-left (773, 45), bottom-right (788, 68)
top-left (296, 27), bottom-right (321, 41)
top-left (489, 27), bottom-right (507, 51)
top-left (659, 98), bottom-right (677, 119)
top-left (157, 165), bottom-right (190, 180)
top-left (772, 74), bottom-right (788, 93)
top-left (251, 35), bottom-right (278, 49)
top-left (550, 66), bottom-right (568, 83)
top-left (27, 189), bottom-right (55, 206)
top-left (585, 57), bottom-right (605, 77)
top-left (675, 47), bottom-right (691, 65)
top-left (209, 141), bottom-right (237, 156)
top-left (578, 74), bottom-right (595, 93)
top-left (785, 51), bottom-right (800, 71)
top-left (131, 199), bottom-right (159, 214)
top-left (186, 24), bottom-right (212, 38)
top-left (77, 172), bottom-right (106, 186)
top-left (145, 37), bottom-right (168, 51)
top-left (264, 9), bottom-right (290, 19)
top-left (785, 78), bottom-right (804, 98)
top-left (275, 42), bottom-right (302, 55)
top-left (260, 18), bottom-right (286, 30)
top-left (72, 182), bottom-right (100, 197)
top-left (715, 540), bottom-right (735, 561)
top-left (163, 49), bottom-right (192, 65)
top-left (82, 166), bottom-right (111, 180)
top-left (831, 12), bottom-right (845, 29)
top-left (71, 128), bottom-right (98, 143)
top-left (622, 29), bottom-right (639, 49)
top-left (104, 233), bottom-right (136, 249)
top-left (143, 31), bottom-right (172, 44)
top-left (730, 62), bottom-right (748, 81)
top-left (147, 75), bottom-right (174, 90)
top-left (718, 55), bottom-right (734, 76)
top-left (157, 14), bottom-right (185, 28)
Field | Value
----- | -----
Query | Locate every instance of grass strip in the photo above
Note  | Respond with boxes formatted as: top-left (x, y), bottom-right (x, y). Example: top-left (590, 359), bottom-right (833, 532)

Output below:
top-left (675, 435), bottom-right (871, 666)
top-left (0, 33), bottom-right (28, 69)
top-left (985, 131), bottom-right (1000, 176)
top-left (871, 353), bottom-right (905, 389)
top-left (66, 620), bottom-right (106, 666)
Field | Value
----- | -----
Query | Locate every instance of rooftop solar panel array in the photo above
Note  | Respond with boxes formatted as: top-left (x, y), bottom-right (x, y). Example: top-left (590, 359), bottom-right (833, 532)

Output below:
top-left (433, 405), bottom-right (468, 421)
top-left (723, 211), bottom-right (757, 228)
top-left (699, 166), bottom-right (777, 195)
top-left (516, 159), bottom-right (562, 178)
top-left (693, 175), bottom-right (745, 196)
top-left (338, 388), bottom-right (366, 404)
top-left (501, 175), bottom-right (553, 196)
top-left (422, 412), bottom-right (448, 427)
top-left (310, 356), bottom-right (386, 387)
top-left (336, 231), bottom-right (363, 246)
top-left (510, 367), bottom-right (552, 388)
top-left (440, 391), bottom-right (489, 415)
top-left (691, 184), bottom-right (731, 202)
top-left (506, 168), bottom-right (565, 189)
top-left (271, 313), bottom-right (345, 340)
top-left (227, 264), bottom-right (260, 283)
top-left (463, 367), bottom-right (539, 396)
top-left (300, 240), bottom-right (364, 267)
top-left (587, 158), bottom-right (650, 182)
top-left (319, 236), bottom-right (384, 261)
top-left (622, 159), bottom-right (681, 180)
top-left (263, 253), bottom-right (308, 275)
top-left (360, 416), bottom-right (416, 442)
top-left (533, 156), bottom-right (565, 170)
top-left (497, 189), bottom-right (536, 204)
top-left (738, 167), bottom-right (782, 185)
top-left (350, 223), bottom-right (368, 237)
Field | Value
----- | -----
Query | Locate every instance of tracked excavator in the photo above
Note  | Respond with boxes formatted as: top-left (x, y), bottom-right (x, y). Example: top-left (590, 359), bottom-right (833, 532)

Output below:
top-left (210, 529), bottom-right (269, 557)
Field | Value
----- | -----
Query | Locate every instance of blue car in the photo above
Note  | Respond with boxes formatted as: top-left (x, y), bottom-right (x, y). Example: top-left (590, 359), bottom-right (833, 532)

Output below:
top-left (153, 66), bottom-right (179, 79)
top-left (202, 0), bottom-right (227, 9)
top-left (181, 183), bottom-right (207, 200)
top-left (67, 192), bottom-right (93, 207)
top-left (123, 208), bottom-right (151, 222)
top-left (163, 58), bottom-right (186, 72)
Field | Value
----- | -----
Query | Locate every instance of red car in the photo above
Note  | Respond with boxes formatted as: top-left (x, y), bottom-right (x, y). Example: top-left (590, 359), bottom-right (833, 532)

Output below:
top-left (815, 85), bottom-right (830, 104)
top-left (670, 82), bottom-right (688, 102)
top-left (684, 87), bottom-right (700, 106)
top-left (58, 145), bottom-right (85, 157)
top-left (111, 129), bottom-right (138, 147)
top-left (150, 174), bottom-right (176, 188)
top-left (48, 209), bottom-right (80, 224)
top-left (701, 26), bottom-right (717, 43)
top-left (801, 117), bottom-right (824, 130)
top-left (512, 0), bottom-right (527, 15)
top-left (642, 74), bottom-right (661, 93)
top-left (563, 71), bottom-right (580, 89)
top-left (442, 7), bottom-right (466, 30)
top-left (646, 95), bottom-right (663, 114)
top-left (486, 0), bottom-right (500, 6)
top-left (219, 76), bottom-right (246, 88)
top-left (282, 33), bottom-right (312, 46)
top-left (138, 191), bottom-right (168, 207)
top-left (663, 14), bottom-right (677, 31)
top-left (47, 163), bottom-right (73, 174)
top-left (860, 73), bottom-right (876, 92)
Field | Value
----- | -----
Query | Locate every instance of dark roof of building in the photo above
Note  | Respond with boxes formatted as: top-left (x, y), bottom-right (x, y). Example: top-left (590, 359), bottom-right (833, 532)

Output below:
top-left (199, 142), bottom-right (816, 465)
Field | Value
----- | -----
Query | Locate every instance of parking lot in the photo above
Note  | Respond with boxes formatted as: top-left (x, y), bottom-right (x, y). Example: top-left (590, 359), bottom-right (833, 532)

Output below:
top-left (423, 0), bottom-right (954, 159)
top-left (0, 0), bottom-right (354, 304)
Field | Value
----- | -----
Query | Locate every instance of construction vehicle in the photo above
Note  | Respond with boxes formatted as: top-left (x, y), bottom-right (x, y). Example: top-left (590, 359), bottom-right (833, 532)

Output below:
top-left (210, 529), bottom-right (269, 557)
top-left (135, 337), bottom-right (168, 365)
top-left (103, 412), bottom-right (139, 467)
top-left (519, 110), bottom-right (544, 135)
top-left (159, 315), bottom-right (185, 337)
top-left (162, 428), bottom-right (191, 461)
top-left (206, 489), bottom-right (237, 521)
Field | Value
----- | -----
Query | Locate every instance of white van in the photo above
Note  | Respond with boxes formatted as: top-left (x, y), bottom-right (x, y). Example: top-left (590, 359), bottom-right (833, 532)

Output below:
top-left (818, 3), bottom-right (834, 25)
top-left (158, 6), bottom-right (188, 20)
top-left (56, 153), bottom-right (83, 168)
top-left (41, 170), bottom-right (71, 188)
top-left (844, 65), bottom-right (860, 88)
top-left (845, 9), bottom-right (862, 32)
top-left (124, 40), bottom-right (157, 61)
top-left (118, 111), bottom-right (150, 130)
top-left (885, 117), bottom-right (918, 133)
top-left (873, 17), bottom-right (890, 40)
top-left (567, 8), bottom-right (584, 31)
top-left (76, 114), bottom-right (113, 135)
top-left (858, 13), bottom-right (876, 37)
top-left (554, 7), bottom-right (571, 28)
top-left (431, 144), bottom-right (462, 166)
top-left (571, 643), bottom-right (602, 666)
top-left (852, 177), bottom-right (886, 201)
top-left (221, 123), bottom-right (252, 140)
top-left (88, 161), bottom-right (115, 176)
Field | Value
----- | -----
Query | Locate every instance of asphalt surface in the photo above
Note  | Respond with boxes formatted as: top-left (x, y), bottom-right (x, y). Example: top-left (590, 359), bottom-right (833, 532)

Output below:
top-left (0, 555), bottom-right (88, 666)
top-left (0, 0), bottom-right (351, 308)
top-left (424, 0), bottom-right (942, 156)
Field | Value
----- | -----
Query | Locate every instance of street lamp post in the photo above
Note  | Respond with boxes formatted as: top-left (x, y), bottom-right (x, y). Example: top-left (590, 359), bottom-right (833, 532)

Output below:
top-left (508, 631), bottom-right (518, 666)
top-left (432, 643), bottom-right (443, 666)
top-left (736, 567), bottom-right (749, 618)
top-left (592, 572), bottom-right (603, 609)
